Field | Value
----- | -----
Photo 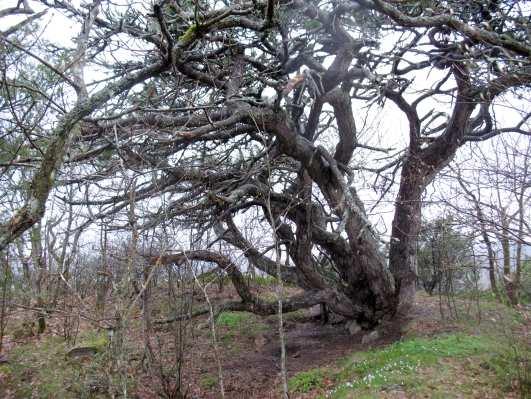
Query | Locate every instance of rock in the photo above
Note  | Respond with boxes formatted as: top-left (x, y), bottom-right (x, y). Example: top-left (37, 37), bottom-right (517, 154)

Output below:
top-left (0, 355), bottom-right (8, 364)
top-left (346, 320), bottom-right (362, 335)
top-left (66, 346), bottom-right (99, 359)
top-left (361, 330), bottom-right (380, 345)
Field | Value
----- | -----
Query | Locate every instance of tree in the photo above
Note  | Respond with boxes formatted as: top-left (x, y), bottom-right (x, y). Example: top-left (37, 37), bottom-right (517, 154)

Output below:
top-left (417, 216), bottom-right (473, 296)
top-left (0, 0), bottom-right (168, 250)
top-left (1, 0), bottom-right (530, 328)
top-left (445, 135), bottom-right (531, 304)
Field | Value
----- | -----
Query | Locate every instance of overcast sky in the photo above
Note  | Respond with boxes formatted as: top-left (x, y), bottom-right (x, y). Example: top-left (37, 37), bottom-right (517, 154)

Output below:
top-left (3, 1), bottom-right (529, 280)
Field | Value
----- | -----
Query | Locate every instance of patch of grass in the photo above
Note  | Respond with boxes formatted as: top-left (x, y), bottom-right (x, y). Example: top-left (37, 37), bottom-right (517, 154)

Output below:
top-left (216, 311), bottom-right (252, 328)
top-left (283, 309), bottom-right (307, 322)
top-left (330, 334), bottom-right (492, 397)
top-left (200, 373), bottom-right (218, 389)
top-left (1, 332), bottom-right (111, 398)
top-left (247, 273), bottom-right (296, 287)
top-left (456, 289), bottom-right (499, 302)
top-left (78, 330), bottom-right (108, 352)
top-left (2, 336), bottom-right (80, 398)
top-left (258, 290), bottom-right (277, 302)
top-left (289, 332), bottom-right (529, 398)
top-left (455, 299), bottom-right (526, 334)
top-left (216, 311), bottom-right (267, 344)
top-left (289, 368), bottom-right (329, 393)
top-left (485, 342), bottom-right (530, 395)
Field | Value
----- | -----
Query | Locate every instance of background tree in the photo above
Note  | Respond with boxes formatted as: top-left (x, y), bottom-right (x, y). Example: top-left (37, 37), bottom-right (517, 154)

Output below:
top-left (416, 216), bottom-right (474, 296)
top-left (0, 0), bottom-right (168, 250)
top-left (440, 135), bottom-right (531, 305)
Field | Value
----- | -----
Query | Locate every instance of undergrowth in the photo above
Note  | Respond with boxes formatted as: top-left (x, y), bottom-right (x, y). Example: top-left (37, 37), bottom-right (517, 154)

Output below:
top-left (0, 330), bottom-right (111, 399)
top-left (216, 311), bottom-right (267, 343)
top-left (288, 332), bottom-right (529, 398)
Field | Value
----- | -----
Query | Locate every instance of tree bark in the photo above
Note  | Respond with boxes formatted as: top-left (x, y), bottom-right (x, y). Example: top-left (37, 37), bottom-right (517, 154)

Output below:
top-left (499, 209), bottom-right (517, 305)
top-left (30, 224), bottom-right (46, 334)
top-left (389, 159), bottom-right (424, 315)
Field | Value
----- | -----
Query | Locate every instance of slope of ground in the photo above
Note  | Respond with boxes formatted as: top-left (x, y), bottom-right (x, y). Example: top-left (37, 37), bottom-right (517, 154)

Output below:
top-left (0, 282), bottom-right (528, 399)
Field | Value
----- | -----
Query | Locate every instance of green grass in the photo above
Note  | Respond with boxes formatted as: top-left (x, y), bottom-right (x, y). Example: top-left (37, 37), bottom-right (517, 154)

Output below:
top-left (454, 297), bottom-right (526, 333)
top-left (199, 373), bottom-right (218, 389)
top-left (217, 311), bottom-right (266, 333)
top-left (287, 332), bottom-right (529, 398)
top-left (0, 331), bottom-right (111, 399)
top-left (195, 270), bottom-right (227, 286)
top-left (330, 334), bottom-right (492, 397)
top-left (288, 368), bottom-right (330, 393)
top-left (455, 289), bottom-right (499, 302)
top-left (79, 330), bottom-right (108, 351)
top-left (216, 311), bottom-right (252, 328)
top-left (246, 273), bottom-right (297, 287)
top-left (283, 309), bottom-right (307, 321)
top-left (216, 311), bottom-right (267, 346)
top-left (258, 290), bottom-right (278, 302)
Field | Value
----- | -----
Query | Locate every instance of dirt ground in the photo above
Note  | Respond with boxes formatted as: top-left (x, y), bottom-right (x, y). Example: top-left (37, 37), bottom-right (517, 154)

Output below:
top-left (140, 288), bottom-right (447, 398)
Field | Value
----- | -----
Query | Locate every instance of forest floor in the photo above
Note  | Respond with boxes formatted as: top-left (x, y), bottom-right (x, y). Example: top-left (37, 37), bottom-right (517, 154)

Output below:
top-left (0, 280), bottom-right (529, 398)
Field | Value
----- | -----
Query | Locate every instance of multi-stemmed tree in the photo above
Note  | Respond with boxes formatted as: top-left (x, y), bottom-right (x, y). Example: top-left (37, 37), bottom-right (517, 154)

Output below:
top-left (1, 0), bottom-right (530, 328)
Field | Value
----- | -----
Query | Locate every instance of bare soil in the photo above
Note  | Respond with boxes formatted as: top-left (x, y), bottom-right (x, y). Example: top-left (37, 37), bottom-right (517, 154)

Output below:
top-left (144, 288), bottom-right (445, 398)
